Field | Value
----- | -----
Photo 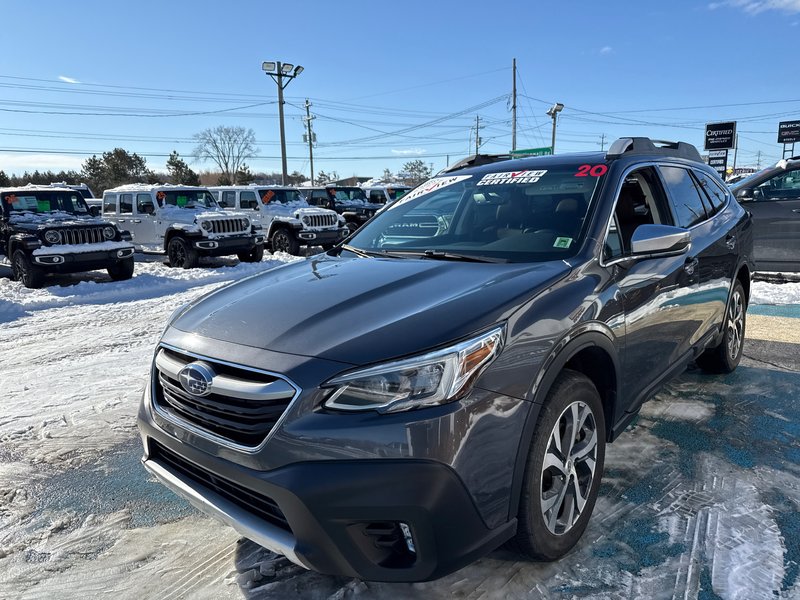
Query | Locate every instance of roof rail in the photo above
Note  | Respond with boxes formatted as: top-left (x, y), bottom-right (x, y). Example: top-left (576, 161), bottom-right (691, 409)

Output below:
top-left (605, 137), bottom-right (702, 162)
top-left (440, 153), bottom-right (514, 174)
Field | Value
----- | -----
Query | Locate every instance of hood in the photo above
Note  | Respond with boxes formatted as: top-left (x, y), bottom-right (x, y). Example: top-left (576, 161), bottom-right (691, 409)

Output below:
top-left (171, 254), bottom-right (570, 365)
top-left (9, 212), bottom-right (108, 229)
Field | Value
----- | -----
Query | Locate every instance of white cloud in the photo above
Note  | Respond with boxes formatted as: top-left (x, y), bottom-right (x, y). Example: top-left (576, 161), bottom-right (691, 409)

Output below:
top-left (391, 148), bottom-right (426, 156)
top-left (0, 153), bottom-right (86, 175)
top-left (58, 75), bottom-right (80, 84)
top-left (711, 0), bottom-right (800, 13)
top-left (600, 46), bottom-right (613, 55)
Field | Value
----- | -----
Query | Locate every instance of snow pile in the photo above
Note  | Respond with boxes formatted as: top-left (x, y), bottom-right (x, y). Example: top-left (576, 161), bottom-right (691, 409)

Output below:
top-left (751, 279), bottom-right (800, 305)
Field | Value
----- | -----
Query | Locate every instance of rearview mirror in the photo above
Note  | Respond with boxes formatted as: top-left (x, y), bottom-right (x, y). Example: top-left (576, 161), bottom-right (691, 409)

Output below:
top-left (736, 188), bottom-right (754, 202)
top-left (630, 224), bottom-right (690, 257)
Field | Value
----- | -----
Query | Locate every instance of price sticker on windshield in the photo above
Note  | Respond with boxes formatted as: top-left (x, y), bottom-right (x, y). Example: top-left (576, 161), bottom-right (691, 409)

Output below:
top-left (575, 164), bottom-right (608, 177)
top-left (262, 190), bottom-right (275, 204)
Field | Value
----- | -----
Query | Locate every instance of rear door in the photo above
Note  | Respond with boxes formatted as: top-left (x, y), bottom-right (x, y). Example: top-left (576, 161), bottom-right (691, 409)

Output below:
top-left (741, 166), bottom-right (800, 271)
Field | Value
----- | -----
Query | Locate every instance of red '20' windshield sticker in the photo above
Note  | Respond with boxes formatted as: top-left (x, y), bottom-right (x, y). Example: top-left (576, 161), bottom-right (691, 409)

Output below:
top-left (477, 170), bottom-right (547, 185)
top-left (575, 164), bottom-right (608, 177)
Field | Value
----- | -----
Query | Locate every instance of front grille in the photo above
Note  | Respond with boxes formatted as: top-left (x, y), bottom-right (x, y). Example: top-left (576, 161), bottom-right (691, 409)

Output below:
top-left (303, 214), bottom-right (338, 228)
top-left (149, 440), bottom-right (291, 532)
top-left (207, 218), bottom-right (249, 235)
top-left (55, 227), bottom-right (105, 245)
top-left (153, 347), bottom-right (297, 448)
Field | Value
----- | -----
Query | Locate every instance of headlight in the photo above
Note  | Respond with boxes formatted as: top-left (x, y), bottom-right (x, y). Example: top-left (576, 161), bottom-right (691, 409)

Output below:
top-left (302, 216), bottom-right (310, 225)
top-left (201, 221), bottom-right (212, 232)
top-left (44, 230), bottom-right (61, 244)
top-left (102, 226), bottom-right (116, 240)
top-left (242, 218), bottom-right (250, 228)
top-left (323, 327), bottom-right (504, 413)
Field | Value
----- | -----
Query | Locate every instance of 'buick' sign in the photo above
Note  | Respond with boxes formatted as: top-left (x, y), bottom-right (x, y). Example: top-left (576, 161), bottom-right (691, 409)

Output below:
top-left (777, 120), bottom-right (800, 144)
top-left (705, 121), bottom-right (736, 151)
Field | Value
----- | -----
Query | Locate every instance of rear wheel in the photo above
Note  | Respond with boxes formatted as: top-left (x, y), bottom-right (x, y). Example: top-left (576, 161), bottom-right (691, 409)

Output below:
top-left (696, 279), bottom-right (746, 373)
top-left (270, 229), bottom-right (300, 255)
top-left (511, 369), bottom-right (606, 560)
top-left (107, 257), bottom-right (135, 281)
top-left (167, 237), bottom-right (199, 269)
top-left (12, 250), bottom-right (45, 289)
top-left (237, 244), bottom-right (265, 263)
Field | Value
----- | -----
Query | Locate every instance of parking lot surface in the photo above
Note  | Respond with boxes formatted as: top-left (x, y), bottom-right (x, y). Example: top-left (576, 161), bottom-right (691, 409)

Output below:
top-left (0, 263), bottom-right (799, 600)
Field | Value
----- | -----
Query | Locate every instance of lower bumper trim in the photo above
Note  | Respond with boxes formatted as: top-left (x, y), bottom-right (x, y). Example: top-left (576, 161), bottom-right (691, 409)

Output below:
top-left (142, 457), bottom-right (308, 570)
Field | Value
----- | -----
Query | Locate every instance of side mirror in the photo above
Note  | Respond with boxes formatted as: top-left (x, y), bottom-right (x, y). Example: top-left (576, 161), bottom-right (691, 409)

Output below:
top-left (736, 188), bottom-right (754, 202)
top-left (89, 206), bottom-right (101, 217)
top-left (630, 224), bottom-right (690, 257)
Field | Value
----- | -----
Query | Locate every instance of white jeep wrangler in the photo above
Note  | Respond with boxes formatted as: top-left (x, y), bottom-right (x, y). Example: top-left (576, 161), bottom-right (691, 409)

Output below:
top-left (209, 185), bottom-right (347, 255)
top-left (101, 184), bottom-right (265, 268)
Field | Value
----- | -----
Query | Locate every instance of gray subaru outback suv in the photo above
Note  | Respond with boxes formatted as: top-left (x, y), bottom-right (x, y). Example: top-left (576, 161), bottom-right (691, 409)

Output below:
top-left (138, 138), bottom-right (753, 582)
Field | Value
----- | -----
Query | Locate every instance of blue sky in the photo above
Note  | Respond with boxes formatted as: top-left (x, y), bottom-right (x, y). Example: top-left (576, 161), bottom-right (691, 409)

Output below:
top-left (1, 0), bottom-right (798, 180)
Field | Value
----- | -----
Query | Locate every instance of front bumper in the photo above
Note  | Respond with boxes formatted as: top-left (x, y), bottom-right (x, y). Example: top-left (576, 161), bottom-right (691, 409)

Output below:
top-left (193, 235), bottom-right (264, 256)
top-left (139, 430), bottom-right (516, 582)
top-left (31, 244), bottom-right (135, 273)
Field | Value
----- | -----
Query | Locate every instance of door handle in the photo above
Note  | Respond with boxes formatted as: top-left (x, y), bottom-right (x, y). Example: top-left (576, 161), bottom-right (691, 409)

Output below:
top-left (684, 257), bottom-right (699, 276)
top-left (117, 219), bottom-right (126, 223)
top-left (792, 209), bottom-right (800, 213)
top-left (133, 219), bottom-right (141, 223)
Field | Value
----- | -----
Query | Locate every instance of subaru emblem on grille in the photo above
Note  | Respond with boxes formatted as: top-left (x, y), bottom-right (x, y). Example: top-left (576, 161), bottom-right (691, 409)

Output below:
top-left (178, 362), bottom-right (215, 396)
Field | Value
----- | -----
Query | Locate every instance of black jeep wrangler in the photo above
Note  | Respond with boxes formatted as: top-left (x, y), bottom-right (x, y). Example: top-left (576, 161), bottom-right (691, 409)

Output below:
top-left (302, 186), bottom-right (383, 233)
top-left (1, 186), bottom-right (135, 288)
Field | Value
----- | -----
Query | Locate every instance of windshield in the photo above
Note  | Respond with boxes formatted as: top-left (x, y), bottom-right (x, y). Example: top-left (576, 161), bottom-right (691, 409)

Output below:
top-left (258, 188), bottom-right (305, 204)
top-left (388, 187), bottom-right (409, 200)
top-left (329, 187), bottom-right (368, 202)
top-left (346, 164), bottom-right (605, 263)
top-left (2, 190), bottom-right (90, 215)
top-left (162, 190), bottom-right (218, 209)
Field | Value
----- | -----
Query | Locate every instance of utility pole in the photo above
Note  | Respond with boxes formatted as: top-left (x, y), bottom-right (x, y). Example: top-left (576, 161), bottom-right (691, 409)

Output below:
top-left (599, 133), bottom-right (606, 151)
top-left (262, 61), bottom-right (304, 185)
top-left (732, 133), bottom-right (738, 173)
top-left (546, 103), bottom-right (564, 154)
top-left (756, 150), bottom-right (762, 169)
top-left (474, 115), bottom-right (481, 155)
top-left (304, 99), bottom-right (315, 185)
top-left (511, 58), bottom-right (517, 152)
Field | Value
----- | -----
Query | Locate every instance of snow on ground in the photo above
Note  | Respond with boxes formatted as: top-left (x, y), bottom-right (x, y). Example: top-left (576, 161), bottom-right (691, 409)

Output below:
top-left (1, 258), bottom-right (799, 599)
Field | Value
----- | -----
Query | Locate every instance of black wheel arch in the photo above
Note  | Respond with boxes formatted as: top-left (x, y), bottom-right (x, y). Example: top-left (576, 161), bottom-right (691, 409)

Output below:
top-left (507, 327), bottom-right (620, 523)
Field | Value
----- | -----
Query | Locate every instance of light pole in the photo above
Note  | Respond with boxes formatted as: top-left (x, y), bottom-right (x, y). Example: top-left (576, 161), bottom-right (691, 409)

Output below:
top-left (262, 61), bottom-right (304, 185)
top-left (546, 102), bottom-right (564, 154)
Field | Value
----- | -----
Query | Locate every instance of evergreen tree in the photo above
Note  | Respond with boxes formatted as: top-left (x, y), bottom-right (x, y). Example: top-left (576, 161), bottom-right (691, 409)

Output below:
top-left (166, 151), bottom-right (201, 186)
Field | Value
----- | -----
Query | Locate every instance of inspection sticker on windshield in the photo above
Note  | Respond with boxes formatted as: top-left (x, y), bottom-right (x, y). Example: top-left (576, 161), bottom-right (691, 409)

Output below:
top-left (397, 175), bottom-right (472, 205)
top-left (553, 237), bottom-right (573, 249)
top-left (477, 170), bottom-right (547, 185)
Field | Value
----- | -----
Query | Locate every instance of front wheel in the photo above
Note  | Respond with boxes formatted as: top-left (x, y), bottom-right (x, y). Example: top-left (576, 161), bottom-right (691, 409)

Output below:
top-left (511, 369), bottom-right (606, 561)
top-left (270, 229), bottom-right (300, 255)
top-left (167, 237), bottom-right (199, 269)
top-left (12, 250), bottom-right (45, 288)
top-left (237, 244), bottom-right (264, 263)
top-left (107, 257), bottom-right (135, 281)
top-left (696, 279), bottom-right (746, 373)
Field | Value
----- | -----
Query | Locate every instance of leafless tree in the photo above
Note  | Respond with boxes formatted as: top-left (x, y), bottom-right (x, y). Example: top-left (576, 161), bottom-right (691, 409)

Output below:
top-left (193, 126), bottom-right (257, 185)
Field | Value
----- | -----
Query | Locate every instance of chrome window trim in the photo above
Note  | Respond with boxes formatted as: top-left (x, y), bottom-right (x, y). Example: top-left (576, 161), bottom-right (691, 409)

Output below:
top-left (151, 342), bottom-right (302, 454)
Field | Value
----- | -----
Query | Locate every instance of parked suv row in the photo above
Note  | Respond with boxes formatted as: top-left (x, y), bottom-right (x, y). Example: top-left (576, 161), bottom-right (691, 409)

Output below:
top-left (301, 185), bottom-right (383, 233)
top-left (209, 185), bottom-right (347, 255)
top-left (138, 138), bottom-right (753, 582)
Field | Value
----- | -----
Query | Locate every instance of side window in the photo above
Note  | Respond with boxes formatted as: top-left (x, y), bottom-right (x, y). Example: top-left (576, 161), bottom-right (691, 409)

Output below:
top-left (660, 166), bottom-right (709, 228)
top-left (136, 193), bottom-right (155, 215)
top-left (606, 167), bottom-right (673, 259)
top-left (369, 190), bottom-right (384, 203)
top-left (693, 170), bottom-right (728, 214)
top-left (119, 193), bottom-right (133, 214)
top-left (240, 191), bottom-right (258, 210)
top-left (755, 169), bottom-right (800, 200)
top-left (103, 194), bottom-right (117, 214)
top-left (221, 191), bottom-right (236, 208)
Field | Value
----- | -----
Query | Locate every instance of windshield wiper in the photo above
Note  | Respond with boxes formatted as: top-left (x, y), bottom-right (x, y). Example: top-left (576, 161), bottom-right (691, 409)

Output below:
top-left (336, 244), bottom-right (394, 258)
top-left (384, 249), bottom-right (506, 263)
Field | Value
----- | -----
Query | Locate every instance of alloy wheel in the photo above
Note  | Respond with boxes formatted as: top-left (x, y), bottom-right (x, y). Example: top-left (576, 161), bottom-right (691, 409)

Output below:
top-left (540, 400), bottom-right (598, 536)
top-left (726, 289), bottom-right (744, 361)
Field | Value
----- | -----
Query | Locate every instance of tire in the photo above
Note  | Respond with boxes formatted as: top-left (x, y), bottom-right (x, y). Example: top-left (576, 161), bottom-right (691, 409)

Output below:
top-left (696, 279), bottom-right (746, 374)
top-left (511, 369), bottom-right (606, 561)
top-left (270, 229), bottom-right (300, 255)
top-left (12, 250), bottom-right (45, 289)
top-left (237, 244), bottom-right (264, 263)
top-left (107, 257), bottom-right (135, 281)
top-left (167, 237), bottom-right (199, 269)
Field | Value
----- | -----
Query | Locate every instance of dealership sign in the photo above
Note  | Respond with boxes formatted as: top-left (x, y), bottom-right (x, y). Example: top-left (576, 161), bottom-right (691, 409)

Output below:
top-left (705, 121), bottom-right (736, 151)
top-left (708, 150), bottom-right (728, 179)
top-left (778, 120), bottom-right (800, 144)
